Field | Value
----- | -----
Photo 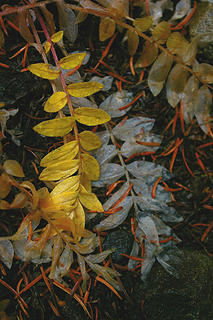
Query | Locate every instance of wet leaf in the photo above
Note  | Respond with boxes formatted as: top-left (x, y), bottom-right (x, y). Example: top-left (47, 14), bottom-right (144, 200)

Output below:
top-left (166, 63), bottom-right (189, 107)
top-left (194, 63), bottom-right (213, 84)
top-left (40, 140), bottom-right (78, 167)
top-left (93, 144), bottom-right (117, 166)
top-left (33, 117), bottom-right (75, 137)
top-left (166, 32), bottom-right (189, 57)
top-left (137, 214), bottom-right (159, 246)
top-left (99, 17), bottom-right (116, 41)
top-left (170, 0), bottom-right (191, 21)
top-left (39, 159), bottom-right (80, 181)
top-left (152, 21), bottom-right (171, 44)
top-left (86, 249), bottom-right (115, 263)
top-left (194, 85), bottom-right (212, 135)
top-left (127, 29), bottom-right (139, 56)
top-left (0, 240), bottom-right (14, 269)
top-left (3, 160), bottom-right (24, 178)
top-left (133, 16), bottom-right (153, 32)
top-left (18, 10), bottom-right (34, 43)
top-left (81, 154), bottom-right (100, 180)
top-left (79, 184), bottom-right (103, 211)
top-left (59, 52), bottom-right (86, 69)
top-left (148, 52), bottom-right (173, 96)
top-left (28, 63), bottom-right (60, 80)
top-left (68, 81), bottom-right (103, 97)
top-left (181, 75), bottom-right (199, 123)
top-left (135, 41), bottom-right (158, 68)
top-left (79, 131), bottom-right (102, 151)
top-left (74, 107), bottom-right (110, 125)
top-left (44, 91), bottom-right (67, 112)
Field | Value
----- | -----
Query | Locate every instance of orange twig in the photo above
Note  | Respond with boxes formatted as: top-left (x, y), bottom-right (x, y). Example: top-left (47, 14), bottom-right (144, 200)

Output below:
top-left (40, 265), bottom-right (52, 294)
top-left (109, 183), bottom-right (133, 210)
top-left (95, 275), bottom-right (122, 300)
top-left (119, 92), bottom-right (144, 111)
top-left (106, 180), bottom-right (125, 196)
top-left (195, 152), bottom-right (207, 175)
top-left (170, 145), bottom-right (179, 172)
top-left (181, 147), bottom-right (194, 176)
top-left (93, 32), bottom-right (117, 70)
top-left (152, 176), bottom-right (162, 199)
top-left (129, 56), bottom-right (135, 76)
top-left (171, 1), bottom-right (197, 30)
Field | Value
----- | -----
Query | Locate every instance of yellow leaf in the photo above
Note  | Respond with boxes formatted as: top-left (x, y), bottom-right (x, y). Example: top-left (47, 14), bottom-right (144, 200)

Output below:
top-left (0, 102), bottom-right (5, 108)
top-left (40, 140), bottom-right (79, 167)
top-left (0, 173), bottom-right (11, 199)
top-left (133, 16), bottom-right (153, 32)
top-left (44, 91), bottom-right (67, 112)
top-left (79, 184), bottom-right (103, 211)
top-left (39, 159), bottom-right (80, 181)
top-left (79, 131), bottom-right (102, 151)
top-left (80, 173), bottom-right (91, 192)
top-left (68, 81), bottom-right (104, 97)
top-left (74, 107), bottom-right (110, 126)
top-left (44, 41), bottom-right (51, 54)
top-left (33, 117), bottom-right (75, 137)
top-left (28, 63), bottom-right (60, 80)
top-left (51, 190), bottom-right (78, 209)
top-left (152, 21), bottom-right (171, 44)
top-left (72, 200), bottom-right (85, 240)
top-left (3, 160), bottom-right (24, 177)
top-left (51, 175), bottom-right (80, 195)
top-left (81, 154), bottom-right (99, 181)
top-left (127, 29), bottom-right (139, 56)
top-left (10, 192), bottom-right (28, 209)
top-left (51, 30), bottom-right (64, 43)
top-left (99, 17), bottom-right (116, 42)
top-left (59, 53), bottom-right (86, 70)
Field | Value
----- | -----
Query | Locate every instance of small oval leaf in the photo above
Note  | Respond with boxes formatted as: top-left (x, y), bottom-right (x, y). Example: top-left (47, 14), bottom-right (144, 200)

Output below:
top-left (33, 117), bottom-right (75, 137)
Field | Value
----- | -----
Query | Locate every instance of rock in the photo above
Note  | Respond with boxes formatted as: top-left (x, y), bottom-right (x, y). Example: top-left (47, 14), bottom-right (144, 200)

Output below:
top-left (189, 2), bottom-right (213, 45)
top-left (138, 249), bottom-right (213, 320)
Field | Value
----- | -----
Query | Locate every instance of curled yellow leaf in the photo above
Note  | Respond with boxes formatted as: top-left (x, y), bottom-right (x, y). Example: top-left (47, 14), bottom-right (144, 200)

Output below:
top-left (74, 107), bottom-right (111, 126)
top-left (81, 154), bottom-right (99, 181)
top-left (33, 117), bottom-right (75, 137)
top-left (51, 175), bottom-right (80, 196)
top-left (28, 63), bottom-right (60, 80)
top-left (59, 53), bottom-right (86, 70)
top-left (79, 131), bottom-right (102, 151)
top-left (39, 159), bottom-right (80, 181)
top-left (68, 81), bottom-right (104, 97)
top-left (40, 140), bottom-right (78, 167)
top-left (133, 16), bottom-right (153, 32)
top-left (152, 21), bottom-right (171, 44)
top-left (44, 92), bottom-right (67, 112)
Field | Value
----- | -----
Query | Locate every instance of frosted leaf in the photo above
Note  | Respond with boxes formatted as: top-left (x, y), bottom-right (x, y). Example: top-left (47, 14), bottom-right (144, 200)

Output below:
top-left (103, 182), bottom-right (131, 210)
top-left (95, 130), bottom-right (110, 145)
top-left (92, 163), bottom-right (125, 187)
top-left (90, 76), bottom-right (113, 91)
top-left (181, 75), bottom-right (199, 123)
top-left (148, 52), bottom-right (173, 96)
top-left (194, 85), bottom-right (212, 135)
top-left (170, 0), bottom-right (191, 21)
top-left (166, 64), bottom-right (189, 107)
top-left (121, 132), bottom-right (161, 158)
top-left (127, 240), bottom-right (140, 270)
top-left (149, 215), bottom-right (172, 236)
top-left (140, 241), bottom-right (156, 280)
top-left (156, 246), bottom-right (180, 277)
top-left (99, 90), bottom-right (133, 118)
top-left (136, 196), bottom-right (182, 222)
top-left (93, 144), bottom-right (117, 166)
top-left (86, 249), bottom-right (115, 264)
top-left (127, 161), bottom-right (172, 184)
top-left (148, 0), bottom-right (173, 24)
top-left (95, 197), bottom-right (132, 232)
top-left (57, 6), bottom-right (78, 43)
top-left (112, 117), bottom-right (155, 141)
top-left (137, 213), bottom-right (159, 246)
top-left (52, 245), bottom-right (73, 280)
top-left (71, 96), bottom-right (97, 108)
top-left (132, 179), bottom-right (171, 203)
top-left (0, 240), bottom-right (14, 269)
